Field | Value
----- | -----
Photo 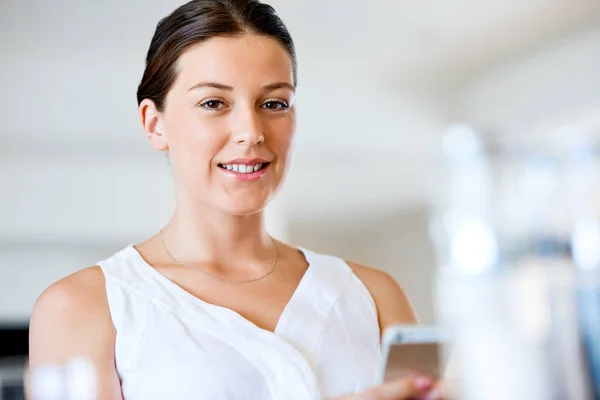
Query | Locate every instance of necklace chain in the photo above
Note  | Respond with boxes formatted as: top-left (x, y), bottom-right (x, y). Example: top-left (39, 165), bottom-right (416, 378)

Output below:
top-left (159, 230), bottom-right (279, 284)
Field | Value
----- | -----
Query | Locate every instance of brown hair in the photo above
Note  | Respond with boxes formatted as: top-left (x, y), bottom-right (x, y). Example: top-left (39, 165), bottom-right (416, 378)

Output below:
top-left (136, 0), bottom-right (297, 112)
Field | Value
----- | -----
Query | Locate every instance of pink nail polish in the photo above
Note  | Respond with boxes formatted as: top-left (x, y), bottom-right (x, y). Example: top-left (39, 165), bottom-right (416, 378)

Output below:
top-left (414, 376), bottom-right (433, 390)
top-left (424, 390), bottom-right (441, 400)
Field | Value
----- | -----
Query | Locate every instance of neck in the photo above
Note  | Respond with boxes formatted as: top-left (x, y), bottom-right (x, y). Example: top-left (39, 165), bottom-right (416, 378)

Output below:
top-left (161, 199), bottom-right (275, 270)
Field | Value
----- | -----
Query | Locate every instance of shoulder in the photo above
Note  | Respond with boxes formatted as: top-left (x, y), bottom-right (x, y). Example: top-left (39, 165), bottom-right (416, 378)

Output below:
top-left (347, 261), bottom-right (419, 335)
top-left (31, 266), bottom-right (108, 320)
top-left (28, 266), bottom-right (123, 398)
top-left (29, 266), bottom-right (114, 365)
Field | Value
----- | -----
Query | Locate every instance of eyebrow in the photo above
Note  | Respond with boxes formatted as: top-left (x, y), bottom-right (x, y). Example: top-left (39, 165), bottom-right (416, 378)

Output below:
top-left (187, 81), bottom-right (295, 93)
top-left (262, 82), bottom-right (295, 92)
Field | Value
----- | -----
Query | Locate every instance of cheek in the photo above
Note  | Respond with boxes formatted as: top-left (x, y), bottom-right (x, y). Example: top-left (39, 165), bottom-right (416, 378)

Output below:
top-left (167, 114), bottom-right (228, 177)
top-left (172, 114), bottom-right (227, 153)
top-left (269, 118), bottom-right (295, 160)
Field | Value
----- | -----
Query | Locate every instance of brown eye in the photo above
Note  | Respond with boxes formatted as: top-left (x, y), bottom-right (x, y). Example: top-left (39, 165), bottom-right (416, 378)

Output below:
top-left (261, 100), bottom-right (288, 110)
top-left (199, 99), bottom-right (225, 110)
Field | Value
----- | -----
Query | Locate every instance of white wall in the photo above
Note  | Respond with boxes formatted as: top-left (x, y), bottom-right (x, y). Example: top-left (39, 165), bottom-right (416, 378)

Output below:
top-left (456, 25), bottom-right (600, 135)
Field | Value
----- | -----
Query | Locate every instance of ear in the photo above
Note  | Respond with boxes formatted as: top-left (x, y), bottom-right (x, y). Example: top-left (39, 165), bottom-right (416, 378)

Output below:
top-left (139, 99), bottom-right (169, 151)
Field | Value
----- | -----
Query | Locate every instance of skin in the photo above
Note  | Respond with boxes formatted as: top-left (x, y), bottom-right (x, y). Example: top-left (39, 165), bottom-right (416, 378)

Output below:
top-left (28, 34), bottom-right (446, 400)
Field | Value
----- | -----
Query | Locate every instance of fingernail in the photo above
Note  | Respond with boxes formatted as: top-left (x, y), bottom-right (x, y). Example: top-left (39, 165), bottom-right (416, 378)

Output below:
top-left (414, 375), bottom-right (433, 390)
top-left (424, 389), bottom-right (440, 400)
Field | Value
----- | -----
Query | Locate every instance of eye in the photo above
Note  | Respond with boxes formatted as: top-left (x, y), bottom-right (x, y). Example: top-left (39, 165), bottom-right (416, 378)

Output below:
top-left (199, 98), bottom-right (226, 110)
top-left (261, 100), bottom-right (289, 111)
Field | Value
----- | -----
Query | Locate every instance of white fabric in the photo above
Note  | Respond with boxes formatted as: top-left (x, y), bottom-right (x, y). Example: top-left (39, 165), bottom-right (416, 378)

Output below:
top-left (98, 245), bottom-right (382, 400)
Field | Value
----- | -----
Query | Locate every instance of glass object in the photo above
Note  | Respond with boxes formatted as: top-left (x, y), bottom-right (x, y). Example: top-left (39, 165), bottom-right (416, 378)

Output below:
top-left (578, 271), bottom-right (600, 399)
top-left (28, 358), bottom-right (97, 400)
top-left (429, 124), bottom-right (600, 400)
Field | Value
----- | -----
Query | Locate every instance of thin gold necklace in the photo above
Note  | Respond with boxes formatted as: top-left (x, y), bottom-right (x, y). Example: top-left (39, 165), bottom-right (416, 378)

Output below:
top-left (159, 230), bottom-right (279, 284)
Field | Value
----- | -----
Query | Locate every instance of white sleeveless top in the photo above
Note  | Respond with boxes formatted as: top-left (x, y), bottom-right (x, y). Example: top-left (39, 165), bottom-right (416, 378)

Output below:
top-left (98, 245), bottom-right (382, 400)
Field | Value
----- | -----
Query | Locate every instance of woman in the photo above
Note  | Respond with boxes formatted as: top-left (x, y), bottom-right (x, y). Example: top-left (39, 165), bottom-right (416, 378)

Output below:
top-left (28, 1), bottom-right (447, 399)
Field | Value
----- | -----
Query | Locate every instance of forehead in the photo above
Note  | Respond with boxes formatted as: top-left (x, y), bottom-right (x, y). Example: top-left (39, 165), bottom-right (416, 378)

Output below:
top-left (173, 34), bottom-right (294, 90)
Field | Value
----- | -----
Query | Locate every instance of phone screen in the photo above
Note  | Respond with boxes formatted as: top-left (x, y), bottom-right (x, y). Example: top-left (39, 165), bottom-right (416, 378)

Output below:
top-left (382, 342), bottom-right (442, 382)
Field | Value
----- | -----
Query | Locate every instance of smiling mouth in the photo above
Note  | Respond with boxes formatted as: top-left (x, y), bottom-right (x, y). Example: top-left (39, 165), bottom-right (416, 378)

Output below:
top-left (218, 162), bottom-right (270, 174)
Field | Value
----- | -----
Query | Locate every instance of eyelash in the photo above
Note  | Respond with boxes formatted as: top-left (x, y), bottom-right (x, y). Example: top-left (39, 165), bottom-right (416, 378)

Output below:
top-left (261, 99), bottom-right (289, 110)
top-left (197, 98), bottom-right (289, 111)
top-left (199, 98), bottom-right (225, 110)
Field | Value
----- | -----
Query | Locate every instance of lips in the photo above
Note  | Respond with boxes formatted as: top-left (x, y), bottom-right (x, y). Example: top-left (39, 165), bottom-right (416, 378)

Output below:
top-left (217, 158), bottom-right (272, 181)
top-left (218, 162), bottom-right (268, 174)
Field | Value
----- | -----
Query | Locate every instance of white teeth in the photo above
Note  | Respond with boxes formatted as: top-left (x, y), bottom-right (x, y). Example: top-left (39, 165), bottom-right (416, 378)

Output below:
top-left (221, 163), bottom-right (264, 174)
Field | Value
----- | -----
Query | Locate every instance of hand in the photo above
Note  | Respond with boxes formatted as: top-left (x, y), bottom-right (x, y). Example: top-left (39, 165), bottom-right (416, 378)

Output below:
top-left (330, 375), bottom-right (448, 400)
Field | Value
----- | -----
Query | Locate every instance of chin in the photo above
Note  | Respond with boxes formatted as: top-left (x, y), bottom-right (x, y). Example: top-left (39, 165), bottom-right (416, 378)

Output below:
top-left (220, 200), bottom-right (268, 217)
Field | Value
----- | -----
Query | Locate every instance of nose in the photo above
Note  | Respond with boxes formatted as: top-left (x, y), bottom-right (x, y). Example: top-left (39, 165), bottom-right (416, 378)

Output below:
top-left (231, 106), bottom-right (264, 147)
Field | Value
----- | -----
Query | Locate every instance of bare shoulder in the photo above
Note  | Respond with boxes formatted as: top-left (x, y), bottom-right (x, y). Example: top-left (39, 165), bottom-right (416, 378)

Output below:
top-left (29, 266), bottom-right (123, 398)
top-left (29, 266), bottom-right (113, 366)
top-left (31, 266), bottom-right (108, 324)
top-left (347, 261), bottom-right (419, 335)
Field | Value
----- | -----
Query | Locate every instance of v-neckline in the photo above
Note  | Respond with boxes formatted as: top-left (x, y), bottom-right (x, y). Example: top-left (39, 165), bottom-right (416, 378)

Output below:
top-left (127, 244), bottom-right (314, 336)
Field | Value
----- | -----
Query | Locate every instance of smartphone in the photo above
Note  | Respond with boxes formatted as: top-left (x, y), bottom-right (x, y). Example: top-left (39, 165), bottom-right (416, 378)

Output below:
top-left (380, 324), bottom-right (451, 383)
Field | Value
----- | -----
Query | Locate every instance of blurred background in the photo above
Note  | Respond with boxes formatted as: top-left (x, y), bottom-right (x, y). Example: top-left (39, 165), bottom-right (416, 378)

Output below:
top-left (1, 0), bottom-right (599, 389)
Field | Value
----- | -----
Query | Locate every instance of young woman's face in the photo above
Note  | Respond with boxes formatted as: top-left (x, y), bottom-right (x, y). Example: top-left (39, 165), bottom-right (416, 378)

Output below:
top-left (146, 34), bottom-right (296, 215)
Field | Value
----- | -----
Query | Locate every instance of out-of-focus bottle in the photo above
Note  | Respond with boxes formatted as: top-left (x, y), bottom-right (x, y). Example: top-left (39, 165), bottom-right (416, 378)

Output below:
top-left (578, 271), bottom-right (600, 400)
top-left (29, 364), bottom-right (66, 400)
top-left (569, 138), bottom-right (600, 400)
top-left (64, 357), bottom-right (97, 400)
top-left (29, 358), bottom-right (96, 400)
top-left (429, 124), bottom-right (598, 400)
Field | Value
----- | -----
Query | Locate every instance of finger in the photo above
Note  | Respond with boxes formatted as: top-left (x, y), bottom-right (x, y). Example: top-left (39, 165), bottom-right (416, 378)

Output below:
top-left (424, 380), bottom-right (456, 400)
top-left (361, 375), bottom-right (434, 400)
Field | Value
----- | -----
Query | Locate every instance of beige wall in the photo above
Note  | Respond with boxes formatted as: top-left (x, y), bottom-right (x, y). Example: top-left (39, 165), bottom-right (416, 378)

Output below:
top-left (288, 206), bottom-right (438, 324)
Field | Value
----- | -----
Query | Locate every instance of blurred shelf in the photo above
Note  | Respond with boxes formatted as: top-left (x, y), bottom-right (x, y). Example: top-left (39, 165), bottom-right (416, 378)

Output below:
top-left (0, 237), bottom-right (131, 252)
top-left (0, 327), bottom-right (28, 358)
